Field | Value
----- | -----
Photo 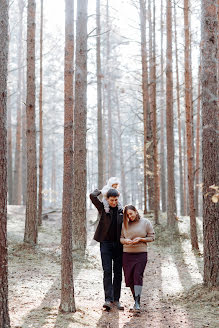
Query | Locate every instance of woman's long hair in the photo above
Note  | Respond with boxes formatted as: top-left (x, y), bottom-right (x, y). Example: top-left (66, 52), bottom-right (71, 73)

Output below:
top-left (123, 205), bottom-right (140, 230)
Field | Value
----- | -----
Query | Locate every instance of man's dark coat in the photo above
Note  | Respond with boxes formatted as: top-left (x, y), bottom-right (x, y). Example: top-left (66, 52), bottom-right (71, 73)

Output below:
top-left (90, 189), bottom-right (123, 244)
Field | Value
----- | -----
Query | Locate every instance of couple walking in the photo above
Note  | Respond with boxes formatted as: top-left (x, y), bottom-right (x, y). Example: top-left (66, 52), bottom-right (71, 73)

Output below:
top-left (90, 177), bottom-right (155, 312)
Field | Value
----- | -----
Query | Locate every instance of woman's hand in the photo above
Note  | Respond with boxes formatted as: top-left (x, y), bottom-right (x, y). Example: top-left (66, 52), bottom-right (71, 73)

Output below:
top-left (124, 238), bottom-right (133, 245)
top-left (131, 237), bottom-right (142, 244)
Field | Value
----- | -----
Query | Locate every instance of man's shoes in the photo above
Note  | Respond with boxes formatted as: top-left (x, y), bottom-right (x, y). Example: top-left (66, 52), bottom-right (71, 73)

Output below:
top-left (114, 301), bottom-right (124, 310)
top-left (103, 301), bottom-right (111, 311)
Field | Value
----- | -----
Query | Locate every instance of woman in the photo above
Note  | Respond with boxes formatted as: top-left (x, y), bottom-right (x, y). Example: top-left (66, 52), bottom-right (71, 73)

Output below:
top-left (120, 205), bottom-right (155, 312)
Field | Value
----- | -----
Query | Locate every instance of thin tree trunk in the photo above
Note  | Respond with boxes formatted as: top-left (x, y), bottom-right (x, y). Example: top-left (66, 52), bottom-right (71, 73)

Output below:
top-left (147, 0), bottom-right (154, 211)
top-left (60, 0), bottom-right (75, 312)
top-left (24, 0), bottom-right (38, 245)
top-left (139, 0), bottom-right (149, 214)
top-left (96, 0), bottom-right (104, 190)
top-left (38, 0), bottom-right (44, 226)
top-left (201, 0), bottom-right (219, 287)
top-left (22, 66), bottom-right (27, 205)
top-left (174, 2), bottom-right (184, 216)
top-left (116, 90), bottom-right (127, 205)
top-left (51, 143), bottom-right (56, 206)
top-left (7, 90), bottom-right (13, 205)
top-left (0, 0), bottom-right (10, 325)
top-left (72, 0), bottom-right (88, 250)
top-left (106, 0), bottom-right (113, 178)
top-left (152, 0), bottom-right (159, 223)
top-left (13, 0), bottom-right (24, 205)
top-left (184, 0), bottom-right (199, 250)
top-left (166, 0), bottom-right (176, 227)
top-left (160, 0), bottom-right (166, 213)
top-left (183, 126), bottom-right (188, 216)
top-left (195, 64), bottom-right (201, 217)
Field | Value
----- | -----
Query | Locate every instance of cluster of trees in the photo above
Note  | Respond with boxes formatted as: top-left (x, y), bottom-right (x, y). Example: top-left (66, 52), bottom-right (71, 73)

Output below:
top-left (0, 0), bottom-right (218, 324)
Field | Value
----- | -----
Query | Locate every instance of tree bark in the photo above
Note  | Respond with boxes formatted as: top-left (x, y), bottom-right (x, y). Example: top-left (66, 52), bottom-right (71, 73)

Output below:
top-left (152, 0), bottom-right (159, 223)
top-left (7, 89), bottom-right (13, 205)
top-left (38, 0), bottom-right (44, 226)
top-left (166, 0), bottom-right (176, 227)
top-left (139, 0), bottom-right (149, 214)
top-left (184, 0), bottom-right (199, 250)
top-left (13, 0), bottom-right (24, 205)
top-left (60, 0), bottom-right (76, 312)
top-left (201, 0), bottom-right (219, 287)
top-left (24, 0), bottom-right (38, 245)
top-left (106, 0), bottom-right (113, 178)
top-left (0, 0), bottom-right (10, 325)
top-left (195, 64), bottom-right (201, 217)
top-left (72, 0), bottom-right (88, 250)
top-left (160, 0), bottom-right (167, 213)
top-left (174, 2), bottom-right (184, 216)
top-left (96, 0), bottom-right (104, 190)
top-left (116, 90), bottom-right (127, 205)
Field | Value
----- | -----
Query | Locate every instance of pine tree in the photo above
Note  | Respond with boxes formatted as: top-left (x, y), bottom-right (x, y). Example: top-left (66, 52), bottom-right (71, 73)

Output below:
top-left (0, 0), bottom-right (11, 325)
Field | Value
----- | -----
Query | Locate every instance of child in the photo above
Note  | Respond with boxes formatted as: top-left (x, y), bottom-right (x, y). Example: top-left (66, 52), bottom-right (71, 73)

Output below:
top-left (101, 177), bottom-right (122, 213)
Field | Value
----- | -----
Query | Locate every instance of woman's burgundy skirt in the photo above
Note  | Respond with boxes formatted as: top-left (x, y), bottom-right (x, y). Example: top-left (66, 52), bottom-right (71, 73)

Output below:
top-left (122, 252), bottom-right (147, 287)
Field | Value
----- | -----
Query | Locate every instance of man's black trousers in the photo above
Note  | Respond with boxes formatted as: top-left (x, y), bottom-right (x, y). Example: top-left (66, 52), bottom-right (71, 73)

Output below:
top-left (100, 241), bottom-right (123, 302)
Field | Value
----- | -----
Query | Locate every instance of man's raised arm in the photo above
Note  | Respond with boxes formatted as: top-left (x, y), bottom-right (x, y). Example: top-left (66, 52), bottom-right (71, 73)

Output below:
top-left (90, 189), bottom-right (104, 213)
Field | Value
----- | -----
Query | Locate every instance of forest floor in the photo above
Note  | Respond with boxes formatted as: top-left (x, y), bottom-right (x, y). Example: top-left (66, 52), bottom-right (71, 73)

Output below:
top-left (8, 206), bottom-right (218, 328)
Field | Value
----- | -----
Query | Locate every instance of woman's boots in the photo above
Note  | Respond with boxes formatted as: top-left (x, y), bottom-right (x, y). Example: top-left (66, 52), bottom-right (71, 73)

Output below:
top-left (133, 285), bottom-right (142, 312)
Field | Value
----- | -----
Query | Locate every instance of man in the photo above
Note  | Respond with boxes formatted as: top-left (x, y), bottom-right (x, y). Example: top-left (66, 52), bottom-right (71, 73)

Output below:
top-left (90, 188), bottom-right (124, 311)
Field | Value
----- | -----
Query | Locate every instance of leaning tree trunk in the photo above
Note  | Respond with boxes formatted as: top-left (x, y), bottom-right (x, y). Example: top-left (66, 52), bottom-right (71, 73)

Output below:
top-left (139, 0), bottom-right (150, 214)
top-left (166, 0), bottom-right (176, 227)
top-left (38, 0), bottom-right (44, 226)
top-left (60, 0), bottom-right (76, 313)
top-left (24, 0), bottom-right (38, 245)
top-left (184, 0), bottom-right (199, 250)
top-left (72, 0), bottom-right (88, 250)
top-left (0, 0), bottom-right (10, 326)
top-left (201, 0), bottom-right (219, 287)
top-left (96, 0), bottom-right (104, 190)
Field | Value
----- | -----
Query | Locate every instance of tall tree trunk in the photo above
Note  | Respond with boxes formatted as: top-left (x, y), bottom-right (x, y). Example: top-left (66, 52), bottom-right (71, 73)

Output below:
top-left (116, 90), bottom-right (127, 205)
top-left (152, 0), bottom-right (159, 223)
top-left (51, 143), bottom-right (56, 206)
top-left (166, 0), bottom-right (176, 227)
top-left (0, 0), bottom-right (10, 325)
top-left (195, 65), bottom-right (201, 216)
top-left (72, 0), bottom-right (88, 250)
top-left (174, 2), bottom-right (184, 216)
top-left (106, 0), bottom-right (113, 177)
top-left (139, 0), bottom-right (149, 214)
top-left (24, 0), bottom-right (38, 245)
top-left (184, 0), bottom-right (199, 250)
top-left (183, 126), bottom-right (188, 216)
top-left (96, 0), bottom-right (104, 190)
top-left (38, 0), bottom-right (44, 226)
top-left (160, 0), bottom-right (167, 213)
top-left (22, 66), bottom-right (27, 205)
top-left (60, 0), bottom-right (76, 312)
top-left (201, 0), bottom-right (219, 287)
top-left (13, 0), bottom-right (24, 205)
top-left (147, 0), bottom-right (154, 211)
top-left (7, 90), bottom-right (13, 205)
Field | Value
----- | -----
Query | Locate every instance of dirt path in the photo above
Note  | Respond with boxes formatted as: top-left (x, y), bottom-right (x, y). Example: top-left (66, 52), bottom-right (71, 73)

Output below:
top-left (7, 206), bottom-right (218, 328)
